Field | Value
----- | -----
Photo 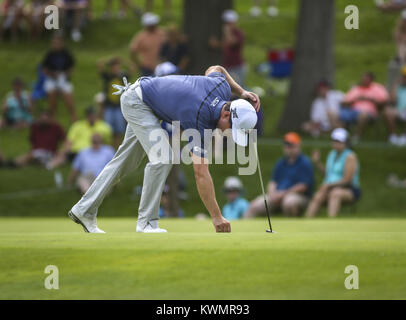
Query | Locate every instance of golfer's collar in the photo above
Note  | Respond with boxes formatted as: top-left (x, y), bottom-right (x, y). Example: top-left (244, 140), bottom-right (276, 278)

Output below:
top-left (213, 101), bottom-right (227, 125)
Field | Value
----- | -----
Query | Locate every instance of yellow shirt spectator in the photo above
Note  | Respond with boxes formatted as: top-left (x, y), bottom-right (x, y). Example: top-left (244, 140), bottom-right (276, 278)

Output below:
top-left (67, 119), bottom-right (112, 153)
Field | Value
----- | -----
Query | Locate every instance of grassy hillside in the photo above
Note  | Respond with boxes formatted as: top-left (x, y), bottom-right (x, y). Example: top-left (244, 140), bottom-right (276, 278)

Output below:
top-left (0, 0), bottom-right (405, 218)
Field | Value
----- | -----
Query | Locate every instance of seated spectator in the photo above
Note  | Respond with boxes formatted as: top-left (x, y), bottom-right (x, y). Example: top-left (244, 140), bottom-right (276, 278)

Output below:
top-left (305, 128), bottom-right (361, 218)
top-left (209, 10), bottom-right (246, 87)
top-left (97, 57), bottom-right (130, 149)
top-left (158, 185), bottom-right (185, 218)
top-left (129, 12), bottom-right (166, 76)
top-left (42, 35), bottom-right (77, 122)
top-left (302, 80), bottom-right (344, 137)
top-left (1, 77), bottom-right (32, 129)
top-left (244, 132), bottom-right (314, 217)
top-left (14, 110), bottom-right (65, 167)
top-left (24, 0), bottom-right (51, 38)
top-left (0, 0), bottom-right (25, 41)
top-left (339, 72), bottom-right (389, 143)
top-left (384, 66), bottom-right (406, 146)
top-left (48, 106), bottom-right (112, 169)
top-left (59, 0), bottom-right (89, 42)
top-left (68, 134), bottom-right (115, 194)
top-left (160, 25), bottom-right (189, 74)
top-left (387, 173), bottom-right (406, 188)
top-left (222, 176), bottom-right (249, 220)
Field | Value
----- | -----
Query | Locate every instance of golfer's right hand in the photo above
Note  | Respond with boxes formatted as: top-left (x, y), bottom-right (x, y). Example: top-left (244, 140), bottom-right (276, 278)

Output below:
top-left (212, 216), bottom-right (231, 233)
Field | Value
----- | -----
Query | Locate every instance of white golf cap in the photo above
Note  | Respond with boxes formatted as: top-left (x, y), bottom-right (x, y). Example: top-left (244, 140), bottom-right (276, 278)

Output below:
top-left (223, 176), bottom-right (243, 191)
top-left (331, 128), bottom-right (349, 143)
top-left (141, 12), bottom-right (160, 27)
top-left (230, 99), bottom-right (257, 147)
top-left (154, 61), bottom-right (178, 77)
top-left (222, 9), bottom-right (239, 23)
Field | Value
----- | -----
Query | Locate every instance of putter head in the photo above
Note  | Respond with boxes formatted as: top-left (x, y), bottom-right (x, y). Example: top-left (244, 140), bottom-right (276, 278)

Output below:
top-left (266, 229), bottom-right (277, 234)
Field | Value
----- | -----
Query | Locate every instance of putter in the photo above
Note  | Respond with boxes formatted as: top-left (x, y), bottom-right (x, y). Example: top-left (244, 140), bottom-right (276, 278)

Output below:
top-left (253, 141), bottom-right (276, 234)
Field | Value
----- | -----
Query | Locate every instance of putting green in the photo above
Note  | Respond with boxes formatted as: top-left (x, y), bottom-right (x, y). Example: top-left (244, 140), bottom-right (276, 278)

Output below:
top-left (0, 217), bottom-right (405, 299)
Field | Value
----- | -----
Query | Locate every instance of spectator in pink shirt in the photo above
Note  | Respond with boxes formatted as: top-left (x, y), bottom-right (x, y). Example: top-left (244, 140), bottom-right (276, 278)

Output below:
top-left (338, 72), bottom-right (389, 142)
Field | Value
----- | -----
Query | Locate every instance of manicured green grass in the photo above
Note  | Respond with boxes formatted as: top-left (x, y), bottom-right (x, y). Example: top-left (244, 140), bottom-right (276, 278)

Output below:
top-left (0, 217), bottom-right (405, 299)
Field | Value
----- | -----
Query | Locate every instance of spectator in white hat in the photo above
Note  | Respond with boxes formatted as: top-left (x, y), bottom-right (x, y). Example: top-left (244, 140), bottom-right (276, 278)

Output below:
top-left (306, 128), bottom-right (361, 218)
top-left (130, 12), bottom-right (166, 76)
top-left (222, 177), bottom-right (249, 220)
top-left (209, 9), bottom-right (246, 87)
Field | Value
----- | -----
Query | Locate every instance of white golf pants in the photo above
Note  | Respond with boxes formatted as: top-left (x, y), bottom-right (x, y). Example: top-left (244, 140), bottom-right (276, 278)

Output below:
top-left (71, 80), bottom-right (173, 229)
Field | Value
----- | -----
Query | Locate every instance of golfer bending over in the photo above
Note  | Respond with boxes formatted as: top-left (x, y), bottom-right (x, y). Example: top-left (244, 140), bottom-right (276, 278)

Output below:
top-left (68, 65), bottom-right (260, 233)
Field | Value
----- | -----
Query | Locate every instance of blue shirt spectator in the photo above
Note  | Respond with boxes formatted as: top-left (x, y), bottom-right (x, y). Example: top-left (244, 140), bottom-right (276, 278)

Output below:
top-left (272, 154), bottom-right (314, 197)
top-left (73, 144), bottom-right (115, 177)
top-left (223, 197), bottom-right (249, 220)
top-left (221, 176), bottom-right (249, 220)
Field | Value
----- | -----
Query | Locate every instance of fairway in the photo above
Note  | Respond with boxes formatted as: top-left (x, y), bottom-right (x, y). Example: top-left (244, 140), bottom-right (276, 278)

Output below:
top-left (0, 217), bottom-right (405, 300)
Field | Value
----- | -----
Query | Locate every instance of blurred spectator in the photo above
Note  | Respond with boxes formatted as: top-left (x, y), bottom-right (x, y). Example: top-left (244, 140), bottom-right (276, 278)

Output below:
top-left (14, 110), bottom-right (65, 167)
top-left (250, 0), bottom-right (278, 17)
top-left (97, 57), bottom-right (130, 148)
top-left (42, 35), bottom-right (77, 122)
top-left (306, 128), bottom-right (361, 218)
top-left (145, 0), bottom-right (172, 18)
top-left (159, 24), bottom-right (189, 73)
top-left (0, 0), bottom-right (25, 41)
top-left (339, 72), bottom-right (389, 143)
top-left (103, 0), bottom-right (141, 19)
top-left (302, 80), bottom-right (344, 137)
top-left (158, 185), bottom-right (185, 218)
top-left (130, 12), bottom-right (166, 76)
top-left (384, 65), bottom-right (406, 145)
top-left (387, 173), bottom-right (406, 188)
top-left (222, 176), bottom-right (249, 220)
top-left (59, 0), bottom-right (89, 42)
top-left (68, 133), bottom-right (115, 194)
top-left (395, 10), bottom-right (406, 65)
top-left (244, 133), bottom-right (314, 217)
top-left (24, 0), bottom-right (51, 38)
top-left (48, 106), bottom-right (112, 169)
top-left (209, 10), bottom-right (246, 87)
top-left (1, 77), bottom-right (32, 129)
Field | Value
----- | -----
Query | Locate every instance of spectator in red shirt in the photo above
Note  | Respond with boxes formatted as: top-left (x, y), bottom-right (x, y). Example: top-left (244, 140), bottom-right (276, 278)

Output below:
top-left (209, 10), bottom-right (246, 87)
top-left (14, 110), bottom-right (65, 167)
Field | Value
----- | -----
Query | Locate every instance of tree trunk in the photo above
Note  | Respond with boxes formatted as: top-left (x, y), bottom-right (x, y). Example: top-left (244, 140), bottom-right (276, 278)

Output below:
top-left (278, 0), bottom-right (335, 131)
top-left (183, 0), bottom-right (233, 74)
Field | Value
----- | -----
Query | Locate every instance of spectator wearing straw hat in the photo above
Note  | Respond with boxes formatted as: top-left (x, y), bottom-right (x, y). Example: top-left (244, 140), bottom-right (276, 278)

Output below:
top-left (130, 12), bottom-right (166, 77)
top-left (222, 177), bottom-right (249, 220)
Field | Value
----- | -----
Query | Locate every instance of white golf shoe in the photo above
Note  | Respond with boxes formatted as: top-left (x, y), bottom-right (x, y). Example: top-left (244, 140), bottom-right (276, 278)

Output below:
top-left (136, 221), bottom-right (167, 233)
top-left (68, 211), bottom-right (105, 234)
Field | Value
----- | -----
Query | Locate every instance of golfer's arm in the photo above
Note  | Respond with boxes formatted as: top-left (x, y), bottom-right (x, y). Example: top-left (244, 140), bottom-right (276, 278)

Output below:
top-left (205, 65), bottom-right (244, 97)
top-left (191, 153), bottom-right (222, 219)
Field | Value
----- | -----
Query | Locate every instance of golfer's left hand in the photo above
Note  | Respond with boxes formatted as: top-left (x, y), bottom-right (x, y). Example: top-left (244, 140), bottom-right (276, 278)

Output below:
top-left (212, 216), bottom-right (231, 233)
top-left (241, 90), bottom-right (261, 111)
